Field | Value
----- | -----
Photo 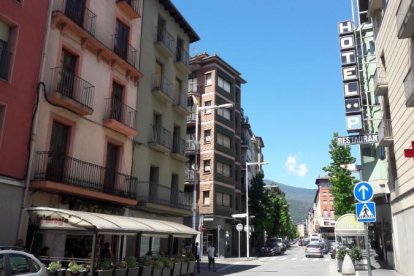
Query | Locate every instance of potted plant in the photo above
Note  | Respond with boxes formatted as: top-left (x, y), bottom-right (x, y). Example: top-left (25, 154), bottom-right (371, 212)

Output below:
top-left (96, 259), bottom-right (113, 276)
top-left (350, 246), bottom-right (363, 269)
top-left (67, 262), bottom-right (86, 276)
top-left (114, 260), bottom-right (127, 276)
top-left (180, 257), bottom-right (188, 276)
top-left (336, 247), bottom-right (348, 272)
top-left (152, 257), bottom-right (163, 276)
top-left (185, 253), bottom-right (195, 276)
top-left (125, 256), bottom-right (139, 276)
top-left (161, 257), bottom-right (173, 276)
top-left (139, 256), bottom-right (153, 276)
top-left (47, 261), bottom-right (64, 276)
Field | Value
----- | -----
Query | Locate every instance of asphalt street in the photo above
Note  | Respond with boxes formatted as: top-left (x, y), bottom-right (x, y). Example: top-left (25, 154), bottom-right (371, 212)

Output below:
top-left (197, 244), bottom-right (341, 276)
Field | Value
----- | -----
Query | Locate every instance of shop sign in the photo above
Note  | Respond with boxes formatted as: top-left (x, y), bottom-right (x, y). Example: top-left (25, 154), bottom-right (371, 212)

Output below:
top-left (346, 114), bottom-right (363, 132)
top-left (37, 215), bottom-right (76, 229)
top-left (345, 98), bottom-right (361, 114)
top-left (337, 134), bottom-right (379, 145)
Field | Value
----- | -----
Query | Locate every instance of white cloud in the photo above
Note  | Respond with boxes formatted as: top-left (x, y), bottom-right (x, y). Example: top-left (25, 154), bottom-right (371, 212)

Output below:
top-left (285, 155), bottom-right (309, 177)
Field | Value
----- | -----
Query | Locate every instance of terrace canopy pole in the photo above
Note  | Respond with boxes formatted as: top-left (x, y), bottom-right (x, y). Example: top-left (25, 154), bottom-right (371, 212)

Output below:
top-left (91, 232), bottom-right (97, 274)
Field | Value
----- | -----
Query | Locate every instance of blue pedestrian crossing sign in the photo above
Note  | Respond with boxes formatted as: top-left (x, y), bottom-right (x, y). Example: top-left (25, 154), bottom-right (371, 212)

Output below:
top-left (356, 202), bottom-right (376, 222)
top-left (353, 181), bottom-right (374, 202)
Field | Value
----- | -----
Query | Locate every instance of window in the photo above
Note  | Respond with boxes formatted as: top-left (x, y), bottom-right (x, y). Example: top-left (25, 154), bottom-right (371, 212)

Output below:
top-left (154, 60), bottom-right (163, 89)
top-left (217, 132), bottom-right (231, 148)
top-left (204, 101), bottom-right (212, 114)
top-left (188, 77), bottom-right (197, 92)
top-left (323, 192), bottom-right (327, 196)
top-left (111, 82), bottom-right (123, 121)
top-left (9, 253), bottom-right (40, 274)
top-left (217, 162), bottom-right (231, 177)
top-left (218, 76), bottom-right (231, 93)
top-left (0, 254), bottom-right (4, 276)
top-left (0, 105), bottom-right (5, 147)
top-left (217, 107), bottom-right (231, 120)
top-left (175, 78), bottom-right (182, 103)
top-left (216, 192), bottom-right (231, 207)
top-left (114, 19), bottom-right (129, 60)
top-left (204, 160), bottom-right (211, 172)
top-left (203, 191), bottom-right (210, 205)
top-left (205, 73), bottom-right (212, 86)
top-left (323, 200), bottom-right (327, 205)
top-left (204, 129), bottom-right (211, 143)
top-left (0, 20), bottom-right (12, 80)
top-left (330, 200), bottom-right (333, 205)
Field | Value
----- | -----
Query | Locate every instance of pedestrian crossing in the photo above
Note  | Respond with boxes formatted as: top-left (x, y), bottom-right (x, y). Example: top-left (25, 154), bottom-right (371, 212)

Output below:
top-left (258, 256), bottom-right (334, 262)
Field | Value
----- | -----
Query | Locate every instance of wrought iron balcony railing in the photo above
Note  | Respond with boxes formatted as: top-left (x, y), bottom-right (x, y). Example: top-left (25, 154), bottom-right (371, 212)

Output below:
top-left (33, 151), bottom-right (137, 199)
top-left (373, 67), bottom-right (388, 96)
top-left (56, 0), bottom-right (97, 36)
top-left (188, 84), bottom-right (204, 94)
top-left (149, 125), bottom-right (172, 149)
top-left (185, 140), bottom-right (196, 152)
top-left (117, 0), bottom-right (141, 17)
top-left (186, 112), bottom-right (196, 122)
top-left (174, 91), bottom-right (188, 110)
top-left (185, 168), bottom-right (195, 182)
top-left (0, 44), bottom-right (12, 80)
top-left (155, 27), bottom-right (175, 54)
top-left (141, 182), bottom-right (191, 209)
top-left (172, 136), bottom-right (186, 155)
top-left (113, 34), bottom-right (138, 68)
top-left (104, 98), bottom-right (136, 129)
top-left (50, 67), bottom-right (94, 109)
top-left (176, 47), bottom-right (189, 67)
top-left (378, 118), bottom-right (393, 147)
top-left (152, 74), bottom-right (174, 99)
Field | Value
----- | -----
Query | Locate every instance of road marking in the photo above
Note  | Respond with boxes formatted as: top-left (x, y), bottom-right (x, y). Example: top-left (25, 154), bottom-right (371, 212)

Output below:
top-left (291, 258), bottom-right (297, 261)
top-left (302, 257), bottom-right (308, 261)
top-left (270, 257), bottom-right (277, 261)
top-left (280, 257), bottom-right (287, 261)
top-left (313, 258), bottom-right (320, 261)
top-left (324, 258), bottom-right (331, 262)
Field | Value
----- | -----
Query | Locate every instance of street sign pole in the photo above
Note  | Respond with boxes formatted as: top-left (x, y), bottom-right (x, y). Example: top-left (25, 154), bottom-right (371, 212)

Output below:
top-left (238, 230), bottom-right (241, 258)
top-left (236, 223), bottom-right (243, 258)
top-left (364, 223), bottom-right (372, 276)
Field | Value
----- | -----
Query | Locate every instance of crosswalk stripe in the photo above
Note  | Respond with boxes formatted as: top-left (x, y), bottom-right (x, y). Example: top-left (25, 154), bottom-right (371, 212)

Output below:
top-left (313, 258), bottom-right (319, 261)
top-left (302, 257), bottom-right (308, 261)
top-left (270, 257), bottom-right (277, 261)
top-left (280, 257), bottom-right (287, 260)
top-left (324, 258), bottom-right (330, 262)
top-left (291, 258), bottom-right (297, 261)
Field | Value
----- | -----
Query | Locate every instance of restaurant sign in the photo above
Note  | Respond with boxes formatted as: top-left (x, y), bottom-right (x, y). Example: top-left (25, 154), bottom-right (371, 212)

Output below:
top-left (337, 134), bottom-right (378, 145)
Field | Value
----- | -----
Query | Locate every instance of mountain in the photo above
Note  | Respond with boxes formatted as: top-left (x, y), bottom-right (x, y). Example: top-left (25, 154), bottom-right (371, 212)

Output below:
top-left (264, 179), bottom-right (317, 224)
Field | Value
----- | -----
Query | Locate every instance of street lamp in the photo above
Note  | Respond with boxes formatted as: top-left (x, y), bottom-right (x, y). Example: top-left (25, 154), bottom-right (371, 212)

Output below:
top-left (192, 103), bottom-right (234, 230)
top-left (245, 161), bottom-right (268, 259)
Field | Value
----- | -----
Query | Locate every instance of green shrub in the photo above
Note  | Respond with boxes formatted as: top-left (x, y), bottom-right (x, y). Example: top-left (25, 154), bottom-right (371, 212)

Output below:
top-left (100, 259), bottom-right (112, 270)
top-left (350, 246), bottom-right (363, 262)
top-left (185, 252), bottom-right (195, 262)
top-left (163, 258), bottom-right (173, 269)
top-left (336, 247), bottom-right (348, 260)
top-left (125, 256), bottom-right (138, 268)
top-left (140, 256), bottom-right (153, 267)
top-left (67, 262), bottom-right (85, 273)
top-left (47, 261), bottom-right (62, 272)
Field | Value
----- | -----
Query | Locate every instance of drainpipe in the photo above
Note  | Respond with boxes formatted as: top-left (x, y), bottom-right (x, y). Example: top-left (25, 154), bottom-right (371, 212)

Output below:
top-left (17, 0), bottom-right (53, 241)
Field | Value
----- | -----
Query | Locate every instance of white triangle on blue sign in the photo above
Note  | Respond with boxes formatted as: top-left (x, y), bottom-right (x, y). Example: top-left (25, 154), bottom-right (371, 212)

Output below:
top-left (357, 203), bottom-right (375, 220)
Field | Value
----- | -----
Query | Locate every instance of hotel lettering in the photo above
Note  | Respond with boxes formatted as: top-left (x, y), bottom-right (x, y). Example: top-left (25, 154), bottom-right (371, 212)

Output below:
top-left (338, 20), bottom-right (363, 132)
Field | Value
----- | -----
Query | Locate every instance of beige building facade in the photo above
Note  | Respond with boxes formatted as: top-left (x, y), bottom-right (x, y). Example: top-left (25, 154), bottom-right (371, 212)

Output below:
top-left (369, 0), bottom-right (414, 274)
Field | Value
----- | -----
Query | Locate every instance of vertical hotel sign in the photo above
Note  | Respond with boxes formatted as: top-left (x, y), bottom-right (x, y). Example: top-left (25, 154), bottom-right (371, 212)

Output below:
top-left (338, 21), bottom-right (363, 133)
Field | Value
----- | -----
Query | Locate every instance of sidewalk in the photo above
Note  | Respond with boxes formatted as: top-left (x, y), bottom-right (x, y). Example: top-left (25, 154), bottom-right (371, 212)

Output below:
top-left (356, 249), bottom-right (400, 276)
top-left (195, 256), bottom-right (257, 276)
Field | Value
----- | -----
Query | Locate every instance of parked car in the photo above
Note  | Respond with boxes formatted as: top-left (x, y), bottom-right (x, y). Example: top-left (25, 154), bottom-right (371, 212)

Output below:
top-left (319, 240), bottom-right (330, 254)
top-left (305, 243), bottom-right (323, 258)
top-left (261, 240), bottom-right (282, 256)
top-left (0, 247), bottom-right (48, 276)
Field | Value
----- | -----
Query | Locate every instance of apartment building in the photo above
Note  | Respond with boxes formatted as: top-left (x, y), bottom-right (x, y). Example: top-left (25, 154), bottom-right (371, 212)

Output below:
top-left (367, 0), bottom-right (414, 274)
top-left (0, 0), bottom-right (49, 245)
top-left (25, 0), bottom-right (143, 256)
top-left (186, 53), bottom-right (245, 257)
top-left (130, 0), bottom-right (199, 246)
top-left (313, 177), bottom-right (335, 240)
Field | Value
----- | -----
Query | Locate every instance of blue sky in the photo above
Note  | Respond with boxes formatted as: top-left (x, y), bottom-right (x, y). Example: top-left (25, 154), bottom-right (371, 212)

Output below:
top-left (173, 0), bottom-right (355, 189)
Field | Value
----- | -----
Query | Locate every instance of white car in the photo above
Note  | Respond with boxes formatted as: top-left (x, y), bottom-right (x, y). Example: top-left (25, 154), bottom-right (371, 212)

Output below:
top-left (0, 248), bottom-right (48, 276)
top-left (305, 243), bottom-right (323, 258)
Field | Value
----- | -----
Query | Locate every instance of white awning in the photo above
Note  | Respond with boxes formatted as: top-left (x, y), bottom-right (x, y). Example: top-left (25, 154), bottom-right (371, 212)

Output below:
top-left (335, 214), bottom-right (365, 236)
top-left (27, 207), bottom-right (198, 237)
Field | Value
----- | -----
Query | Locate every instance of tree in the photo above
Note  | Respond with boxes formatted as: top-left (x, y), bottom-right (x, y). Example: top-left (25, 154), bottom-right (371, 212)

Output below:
top-left (323, 132), bottom-right (357, 218)
top-left (248, 172), bottom-right (269, 246)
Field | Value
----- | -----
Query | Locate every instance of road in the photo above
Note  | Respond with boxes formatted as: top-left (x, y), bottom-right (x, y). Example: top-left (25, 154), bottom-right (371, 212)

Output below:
top-left (198, 244), bottom-right (341, 276)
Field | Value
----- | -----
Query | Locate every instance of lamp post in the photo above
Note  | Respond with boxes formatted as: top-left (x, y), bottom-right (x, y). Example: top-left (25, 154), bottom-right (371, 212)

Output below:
top-left (245, 161), bottom-right (268, 259)
top-left (192, 103), bottom-right (233, 230)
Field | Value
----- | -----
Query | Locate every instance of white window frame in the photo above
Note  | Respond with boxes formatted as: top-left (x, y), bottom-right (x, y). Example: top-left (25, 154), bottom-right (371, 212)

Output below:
top-left (204, 129), bottom-right (211, 143)
top-left (204, 160), bottom-right (211, 172)
top-left (205, 73), bottom-right (212, 86)
top-left (203, 191), bottom-right (210, 205)
top-left (217, 76), bottom-right (231, 93)
top-left (204, 101), bottom-right (212, 114)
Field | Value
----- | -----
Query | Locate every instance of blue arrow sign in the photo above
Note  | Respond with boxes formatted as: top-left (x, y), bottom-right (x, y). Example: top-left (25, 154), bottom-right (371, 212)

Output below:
top-left (353, 181), bottom-right (374, 202)
top-left (356, 202), bottom-right (376, 222)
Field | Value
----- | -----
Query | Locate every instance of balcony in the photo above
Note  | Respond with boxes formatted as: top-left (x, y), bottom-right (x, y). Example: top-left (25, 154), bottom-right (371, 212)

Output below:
top-left (396, 0), bottom-right (414, 39)
top-left (0, 44), bottom-right (12, 80)
top-left (188, 84), bottom-right (204, 95)
top-left (404, 67), bottom-right (414, 107)
top-left (137, 182), bottom-right (191, 215)
top-left (185, 168), bottom-right (195, 183)
top-left (113, 34), bottom-right (138, 68)
top-left (154, 27), bottom-right (175, 57)
top-left (186, 112), bottom-right (196, 126)
top-left (103, 98), bottom-right (137, 136)
top-left (373, 67), bottom-right (388, 97)
top-left (175, 47), bottom-right (190, 73)
top-left (31, 151), bottom-right (138, 206)
top-left (152, 74), bottom-right (174, 103)
top-left (185, 139), bottom-right (197, 155)
top-left (51, 1), bottom-right (142, 82)
top-left (116, 0), bottom-right (141, 19)
top-left (171, 136), bottom-right (188, 162)
top-left (368, 0), bottom-right (382, 17)
top-left (378, 119), bottom-right (393, 147)
top-left (215, 204), bottom-right (234, 217)
top-left (47, 67), bottom-right (94, 116)
top-left (148, 125), bottom-right (172, 153)
top-left (173, 92), bottom-right (190, 115)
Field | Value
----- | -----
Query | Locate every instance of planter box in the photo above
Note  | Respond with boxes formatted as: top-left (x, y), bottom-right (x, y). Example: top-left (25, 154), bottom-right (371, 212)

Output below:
top-left (161, 268), bottom-right (171, 276)
top-left (187, 261), bottom-right (195, 276)
top-left (139, 266), bottom-right (152, 276)
top-left (180, 262), bottom-right (188, 276)
top-left (337, 259), bottom-right (343, 272)
top-left (96, 269), bottom-right (114, 276)
top-left (127, 267), bottom-right (140, 276)
top-left (48, 270), bottom-right (66, 276)
top-left (114, 268), bottom-right (127, 276)
top-left (171, 263), bottom-right (181, 276)
top-left (152, 267), bottom-right (162, 276)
